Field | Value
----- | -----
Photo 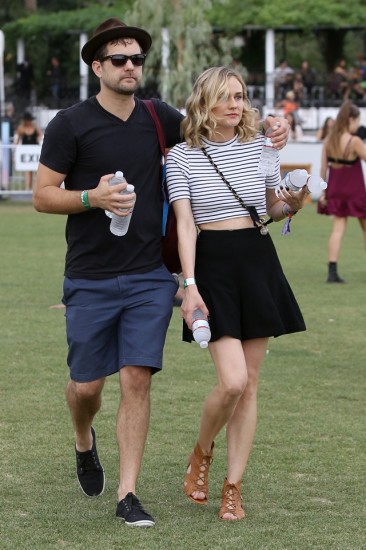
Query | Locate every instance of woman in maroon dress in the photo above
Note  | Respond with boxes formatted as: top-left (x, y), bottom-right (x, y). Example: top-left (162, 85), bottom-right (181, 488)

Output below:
top-left (318, 101), bottom-right (366, 282)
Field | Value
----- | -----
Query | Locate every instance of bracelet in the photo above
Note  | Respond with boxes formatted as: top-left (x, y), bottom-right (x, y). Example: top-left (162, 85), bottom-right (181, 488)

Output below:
top-left (183, 277), bottom-right (196, 288)
top-left (282, 203), bottom-right (298, 217)
top-left (81, 190), bottom-right (91, 210)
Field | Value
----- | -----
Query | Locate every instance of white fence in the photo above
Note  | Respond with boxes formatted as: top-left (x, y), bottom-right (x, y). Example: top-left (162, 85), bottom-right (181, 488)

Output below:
top-left (264, 106), bottom-right (366, 131)
top-left (2, 106), bottom-right (366, 199)
top-left (0, 140), bottom-right (327, 199)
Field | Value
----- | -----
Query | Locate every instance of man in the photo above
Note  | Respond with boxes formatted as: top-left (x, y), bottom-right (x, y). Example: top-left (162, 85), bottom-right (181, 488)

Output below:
top-left (274, 59), bottom-right (294, 99)
top-left (33, 17), bottom-right (289, 528)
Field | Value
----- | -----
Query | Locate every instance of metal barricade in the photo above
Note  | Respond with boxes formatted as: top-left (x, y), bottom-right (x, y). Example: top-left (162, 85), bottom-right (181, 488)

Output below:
top-left (0, 142), bottom-right (40, 198)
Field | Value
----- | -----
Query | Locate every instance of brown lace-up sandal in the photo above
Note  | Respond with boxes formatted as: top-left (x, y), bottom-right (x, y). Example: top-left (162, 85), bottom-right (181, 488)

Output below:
top-left (219, 477), bottom-right (246, 520)
top-left (183, 442), bottom-right (214, 505)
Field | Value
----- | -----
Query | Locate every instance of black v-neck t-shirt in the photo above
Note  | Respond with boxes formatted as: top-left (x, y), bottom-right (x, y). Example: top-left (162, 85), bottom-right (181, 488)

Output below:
top-left (40, 97), bottom-right (183, 278)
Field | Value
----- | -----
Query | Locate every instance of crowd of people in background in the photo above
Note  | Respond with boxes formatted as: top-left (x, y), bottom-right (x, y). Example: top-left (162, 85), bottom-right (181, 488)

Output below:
top-left (2, 52), bottom-right (366, 189)
top-left (6, 51), bottom-right (366, 117)
top-left (274, 56), bottom-right (366, 105)
top-left (269, 56), bottom-right (366, 141)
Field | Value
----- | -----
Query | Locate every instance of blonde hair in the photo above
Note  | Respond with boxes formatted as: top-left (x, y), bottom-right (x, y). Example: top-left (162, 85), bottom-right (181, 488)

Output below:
top-left (326, 101), bottom-right (360, 158)
top-left (181, 66), bottom-right (257, 148)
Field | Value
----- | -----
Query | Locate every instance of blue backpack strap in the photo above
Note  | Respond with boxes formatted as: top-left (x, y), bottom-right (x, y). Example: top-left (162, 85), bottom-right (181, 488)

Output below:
top-left (142, 99), bottom-right (169, 235)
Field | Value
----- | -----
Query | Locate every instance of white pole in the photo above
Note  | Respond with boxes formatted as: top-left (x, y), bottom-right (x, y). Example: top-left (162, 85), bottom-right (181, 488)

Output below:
top-left (161, 28), bottom-right (170, 103)
top-left (16, 38), bottom-right (25, 64)
top-left (0, 30), bottom-right (5, 117)
top-left (265, 29), bottom-right (275, 109)
top-left (79, 32), bottom-right (88, 101)
top-left (1, 31), bottom-right (11, 189)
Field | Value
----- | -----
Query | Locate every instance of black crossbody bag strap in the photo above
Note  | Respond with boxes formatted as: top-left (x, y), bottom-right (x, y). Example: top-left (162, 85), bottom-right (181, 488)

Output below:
top-left (201, 148), bottom-right (273, 234)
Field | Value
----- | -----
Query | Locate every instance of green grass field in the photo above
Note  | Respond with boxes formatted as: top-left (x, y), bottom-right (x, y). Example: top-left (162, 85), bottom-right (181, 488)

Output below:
top-left (1, 201), bottom-right (365, 549)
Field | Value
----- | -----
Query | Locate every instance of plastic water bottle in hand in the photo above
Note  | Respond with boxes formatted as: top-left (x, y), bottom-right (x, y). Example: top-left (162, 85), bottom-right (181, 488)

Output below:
top-left (258, 130), bottom-right (279, 177)
top-left (105, 171), bottom-right (126, 219)
top-left (305, 174), bottom-right (327, 195)
top-left (275, 169), bottom-right (327, 197)
top-left (108, 171), bottom-right (135, 237)
top-left (275, 169), bottom-right (308, 197)
top-left (192, 309), bottom-right (211, 349)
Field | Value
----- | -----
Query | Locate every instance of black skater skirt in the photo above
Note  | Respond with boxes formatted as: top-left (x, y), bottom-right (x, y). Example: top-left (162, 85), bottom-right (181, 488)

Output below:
top-left (183, 227), bottom-right (306, 343)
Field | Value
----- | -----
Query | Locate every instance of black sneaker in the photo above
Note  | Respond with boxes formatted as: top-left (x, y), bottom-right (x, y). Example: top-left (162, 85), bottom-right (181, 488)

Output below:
top-left (75, 427), bottom-right (105, 497)
top-left (116, 492), bottom-right (155, 528)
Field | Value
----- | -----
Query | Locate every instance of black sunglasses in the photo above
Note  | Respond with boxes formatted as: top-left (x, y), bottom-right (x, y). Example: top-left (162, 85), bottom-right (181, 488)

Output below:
top-left (99, 54), bottom-right (147, 67)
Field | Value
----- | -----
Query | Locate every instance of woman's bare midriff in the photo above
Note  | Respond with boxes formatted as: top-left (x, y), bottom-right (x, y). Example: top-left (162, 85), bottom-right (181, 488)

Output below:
top-left (198, 216), bottom-right (254, 231)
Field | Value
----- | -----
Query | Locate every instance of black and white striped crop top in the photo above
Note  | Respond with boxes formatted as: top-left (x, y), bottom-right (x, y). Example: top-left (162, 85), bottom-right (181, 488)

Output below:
top-left (166, 135), bottom-right (281, 225)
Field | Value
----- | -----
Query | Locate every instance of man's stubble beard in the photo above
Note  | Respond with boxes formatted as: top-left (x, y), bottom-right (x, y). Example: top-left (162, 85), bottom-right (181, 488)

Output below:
top-left (110, 75), bottom-right (142, 96)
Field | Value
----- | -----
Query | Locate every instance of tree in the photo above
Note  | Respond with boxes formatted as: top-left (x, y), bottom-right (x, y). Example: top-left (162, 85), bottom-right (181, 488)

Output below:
top-left (125, 0), bottom-right (232, 108)
top-left (2, 2), bottom-right (133, 102)
top-left (2, 0), bottom-right (365, 105)
top-left (209, 0), bottom-right (366, 71)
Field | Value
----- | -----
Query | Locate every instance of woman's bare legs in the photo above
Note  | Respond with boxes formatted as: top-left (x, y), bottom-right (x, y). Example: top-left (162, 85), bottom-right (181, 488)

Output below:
top-left (25, 171), bottom-right (33, 191)
top-left (357, 217), bottom-right (366, 250)
top-left (328, 216), bottom-right (347, 262)
top-left (222, 339), bottom-right (268, 518)
top-left (187, 336), bottom-right (268, 510)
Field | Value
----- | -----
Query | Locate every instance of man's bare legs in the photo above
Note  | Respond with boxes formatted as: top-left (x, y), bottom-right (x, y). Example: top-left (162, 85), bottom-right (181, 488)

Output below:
top-left (66, 377), bottom-right (106, 498)
top-left (66, 378), bottom-right (105, 451)
top-left (117, 366), bottom-right (152, 501)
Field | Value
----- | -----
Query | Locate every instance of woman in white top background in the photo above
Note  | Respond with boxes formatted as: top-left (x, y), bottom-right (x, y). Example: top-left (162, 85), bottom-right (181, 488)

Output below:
top-left (285, 111), bottom-right (303, 141)
top-left (166, 66), bottom-right (307, 521)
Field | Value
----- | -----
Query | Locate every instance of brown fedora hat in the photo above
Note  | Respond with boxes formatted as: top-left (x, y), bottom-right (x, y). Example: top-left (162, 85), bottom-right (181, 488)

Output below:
top-left (81, 17), bottom-right (152, 66)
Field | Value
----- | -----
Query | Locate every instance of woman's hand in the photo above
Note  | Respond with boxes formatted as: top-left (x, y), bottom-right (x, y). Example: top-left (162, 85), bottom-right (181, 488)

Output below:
top-left (181, 286), bottom-right (209, 330)
top-left (276, 185), bottom-right (309, 213)
top-left (318, 191), bottom-right (327, 207)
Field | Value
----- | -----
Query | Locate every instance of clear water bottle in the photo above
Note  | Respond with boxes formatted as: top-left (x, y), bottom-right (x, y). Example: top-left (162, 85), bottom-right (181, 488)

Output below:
top-left (108, 171), bottom-right (135, 237)
top-left (306, 174), bottom-right (327, 194)
top-left (192, 309), bottom-right (211, 349)
top-left (275, 169), bottom-right (308, 196)
top-left (275, 169), bottom-right (327, 197)
top-left (258, 130), bottom-right (279, 177)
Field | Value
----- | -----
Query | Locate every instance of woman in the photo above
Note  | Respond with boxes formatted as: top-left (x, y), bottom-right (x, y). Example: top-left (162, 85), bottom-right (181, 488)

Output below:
top-left (316, 117), bottom-right (335, 141)
top-left (318, 101), bottom-right (366, 283)
top-left (285, 111), bottom-right (303, 141)
top-left (276, 90), bottom-right (299, 116)
top-left (14, 112), bottom-right (42, 190)
top-left (166, 66), bottom-right (307, 521)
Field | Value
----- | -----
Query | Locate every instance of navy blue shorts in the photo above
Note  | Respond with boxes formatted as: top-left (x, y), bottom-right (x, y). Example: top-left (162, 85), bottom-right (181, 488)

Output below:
top-left (63, 266), bottom-right (178, 382)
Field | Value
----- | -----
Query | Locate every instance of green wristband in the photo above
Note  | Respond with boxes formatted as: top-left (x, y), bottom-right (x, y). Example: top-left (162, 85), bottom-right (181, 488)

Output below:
top-left (81, 190), bottom-right (91, 210)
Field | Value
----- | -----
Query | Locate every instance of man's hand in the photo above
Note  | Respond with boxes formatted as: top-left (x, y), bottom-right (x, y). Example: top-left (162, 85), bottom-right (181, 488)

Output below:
top-left (88, 174), bottom-right (136, 215)
top-left (263, 116), bottom-right (290, 150)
